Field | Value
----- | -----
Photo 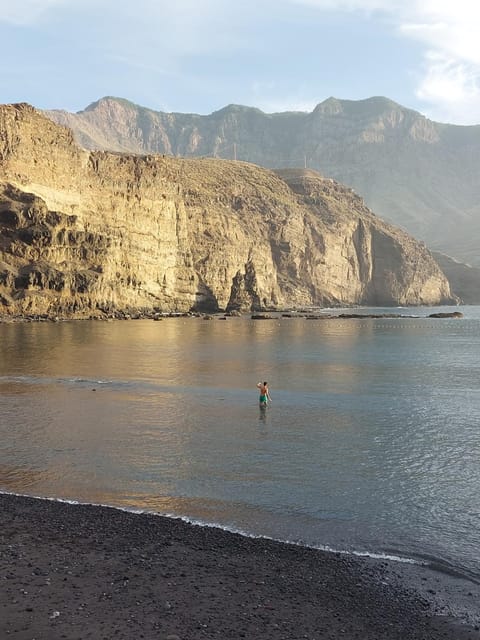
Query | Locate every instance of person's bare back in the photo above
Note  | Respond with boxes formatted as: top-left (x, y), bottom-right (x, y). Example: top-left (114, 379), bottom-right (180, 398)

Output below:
top-left (257, 381), bottom-right (271, 406)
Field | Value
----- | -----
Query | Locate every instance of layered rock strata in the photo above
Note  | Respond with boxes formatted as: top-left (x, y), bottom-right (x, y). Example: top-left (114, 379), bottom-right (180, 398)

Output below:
top-left (0, 103), bottom-right (455, 318)
top-left (46, 96), bottom-right (480, 268)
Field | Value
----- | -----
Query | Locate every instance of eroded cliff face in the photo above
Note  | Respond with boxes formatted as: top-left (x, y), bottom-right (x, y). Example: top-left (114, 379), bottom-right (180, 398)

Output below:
top-left (46, 96), bottom-right (480, 269)
top-left (0, 103), bottom-right (455, 318)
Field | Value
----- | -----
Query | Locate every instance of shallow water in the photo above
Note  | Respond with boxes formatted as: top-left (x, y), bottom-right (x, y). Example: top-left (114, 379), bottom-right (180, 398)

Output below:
top-left (1, 306), bottom-right (480, 580)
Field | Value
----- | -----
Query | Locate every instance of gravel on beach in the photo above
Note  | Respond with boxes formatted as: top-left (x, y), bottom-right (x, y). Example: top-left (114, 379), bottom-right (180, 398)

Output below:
top-left (1, 493), bottom-right (479, 640)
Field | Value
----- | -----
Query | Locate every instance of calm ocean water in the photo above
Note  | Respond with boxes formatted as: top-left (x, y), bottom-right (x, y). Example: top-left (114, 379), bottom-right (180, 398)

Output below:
top-left (1, 306), bottom-right (480, 580)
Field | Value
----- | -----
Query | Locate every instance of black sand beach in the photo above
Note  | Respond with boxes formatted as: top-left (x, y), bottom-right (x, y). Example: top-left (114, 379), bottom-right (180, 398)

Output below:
top-left (1, 493), bottom-right (479, 640)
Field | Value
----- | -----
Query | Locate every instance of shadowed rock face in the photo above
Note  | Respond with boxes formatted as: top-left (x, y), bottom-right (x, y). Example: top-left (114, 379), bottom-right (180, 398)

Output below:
top-left (0, 183), bottom-right (108, 314)
top-left (432, 252), bottom-right (480, 305)
top-left (0, 103), bottom-right (455, 318)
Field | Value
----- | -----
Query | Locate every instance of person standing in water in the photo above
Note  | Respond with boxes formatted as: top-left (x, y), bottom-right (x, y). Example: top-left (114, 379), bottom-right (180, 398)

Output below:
top-left (257, 381), bottom-right (271, 407)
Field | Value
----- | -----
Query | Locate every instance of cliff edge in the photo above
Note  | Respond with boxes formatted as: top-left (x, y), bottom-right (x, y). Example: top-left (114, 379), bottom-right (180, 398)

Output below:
top-left (0, 103), bottom-right (455, 318)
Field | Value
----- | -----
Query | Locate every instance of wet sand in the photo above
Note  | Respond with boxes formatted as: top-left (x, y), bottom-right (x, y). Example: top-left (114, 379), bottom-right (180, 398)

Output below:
top-left (1, 493), bottom-right (479, 640)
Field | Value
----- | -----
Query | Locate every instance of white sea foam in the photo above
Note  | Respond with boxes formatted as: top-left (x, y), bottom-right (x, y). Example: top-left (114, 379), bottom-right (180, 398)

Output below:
top-left (0, 490), bottom-right (423, 567)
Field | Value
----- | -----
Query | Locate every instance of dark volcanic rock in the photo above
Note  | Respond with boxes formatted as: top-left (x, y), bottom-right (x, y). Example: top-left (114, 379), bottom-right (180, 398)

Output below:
top-left (428, 311), bottom-right (464, 318)
top-left (1, 493), bottom-right (478, 640)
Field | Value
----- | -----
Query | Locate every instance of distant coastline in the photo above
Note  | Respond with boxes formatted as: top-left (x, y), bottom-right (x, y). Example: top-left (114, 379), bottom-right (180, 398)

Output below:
top-left (0, 308), bottom-right (465, 323)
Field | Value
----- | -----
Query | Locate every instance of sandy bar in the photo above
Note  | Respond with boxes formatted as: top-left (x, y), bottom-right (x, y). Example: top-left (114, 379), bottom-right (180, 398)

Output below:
top-left (1, 493), bottom-right (479, 640)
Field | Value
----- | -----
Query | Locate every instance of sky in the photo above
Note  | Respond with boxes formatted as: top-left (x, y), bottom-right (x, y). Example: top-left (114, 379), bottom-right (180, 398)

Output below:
top-left (1, 0), bottom-right (480, 124)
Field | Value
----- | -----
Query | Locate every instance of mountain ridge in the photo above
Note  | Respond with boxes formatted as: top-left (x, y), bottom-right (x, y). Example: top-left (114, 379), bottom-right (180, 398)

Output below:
top-left (45, 95), bottom-right (480, 270)
top-left (0, 103), bottom-right (455, 318)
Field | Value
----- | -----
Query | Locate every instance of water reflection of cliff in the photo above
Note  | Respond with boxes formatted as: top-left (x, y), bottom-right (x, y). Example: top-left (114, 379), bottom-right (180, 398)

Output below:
top-left (0, 464), bottom-right (52, 491)
top-left (0, 316), bottom-right (466, 507)
top-left (0, 315), bottom-right (432, 394)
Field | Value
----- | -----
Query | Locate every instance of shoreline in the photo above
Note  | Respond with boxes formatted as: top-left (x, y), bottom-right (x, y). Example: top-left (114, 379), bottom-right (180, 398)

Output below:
top-left (1, 493), bottom-right (479, 639)
top-left (0, 307), bottom-right (467, 324)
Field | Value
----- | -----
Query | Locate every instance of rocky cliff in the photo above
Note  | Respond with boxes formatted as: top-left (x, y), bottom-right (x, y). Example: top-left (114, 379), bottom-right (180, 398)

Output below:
top-left (0, 103), bottom-right (455, 319)
top-left (432, 252), bottom-right (480, 305)
top-left (46, 96), bottom-right (480, 268)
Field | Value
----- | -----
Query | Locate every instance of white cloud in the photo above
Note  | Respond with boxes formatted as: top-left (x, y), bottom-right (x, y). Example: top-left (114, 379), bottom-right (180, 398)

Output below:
top-left (402, 1), bottom-right (480, 64)
top-left (0, 0), bottom-right (68, 25)
top-left (290, 0), bottom-right (480, 123)
top-left (291, 0), bottom-right (480, 123)
top-left (398, 2), bottom-right (480, 122)
top-left (413, 52), bottom-right (480, 124)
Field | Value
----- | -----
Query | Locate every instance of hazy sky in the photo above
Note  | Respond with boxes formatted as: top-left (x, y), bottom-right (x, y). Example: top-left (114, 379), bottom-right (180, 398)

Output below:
top-left (1, 0), bottom-right (480, 124)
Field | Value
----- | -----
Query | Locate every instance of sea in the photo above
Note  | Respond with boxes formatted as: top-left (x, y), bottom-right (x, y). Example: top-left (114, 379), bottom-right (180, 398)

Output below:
top-left (1, 306), bottom-right (480, 587)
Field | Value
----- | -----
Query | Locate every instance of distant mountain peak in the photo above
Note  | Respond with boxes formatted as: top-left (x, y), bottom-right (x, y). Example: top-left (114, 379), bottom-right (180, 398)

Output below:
top-left (80, 95), bottom-right (421, 122)
top-left (313, 97), bottom-right (343, 115)
top-left (82, 96), bottom-right (140, 113)
top-left (42, 94), bottom-right (480, 269)
top-left (313, 95), bottom-right (418, 120)
top-left (205, 103), bottom-right (264, 117)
